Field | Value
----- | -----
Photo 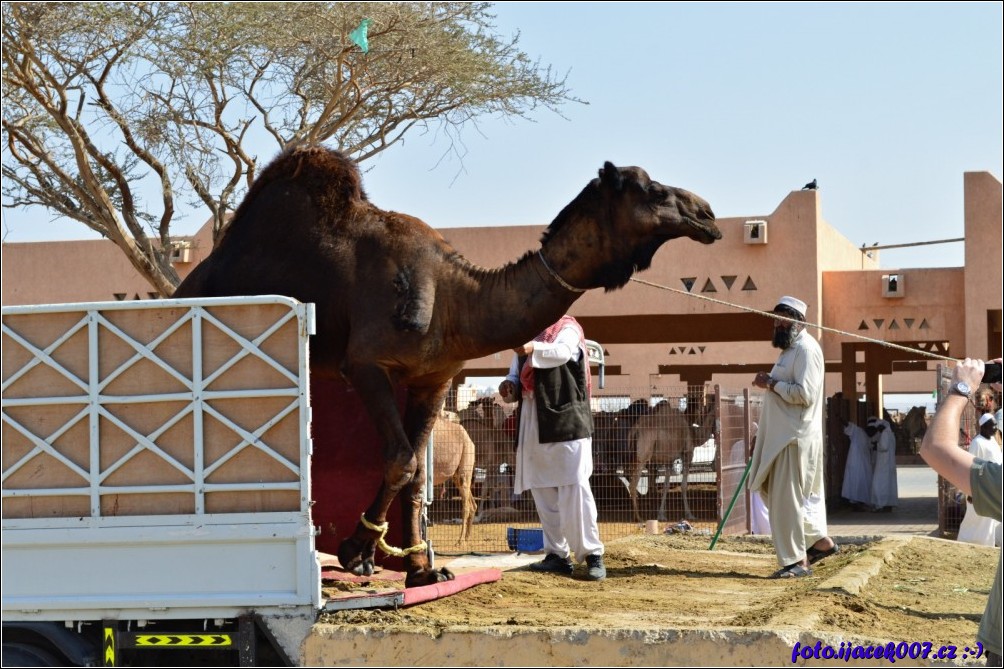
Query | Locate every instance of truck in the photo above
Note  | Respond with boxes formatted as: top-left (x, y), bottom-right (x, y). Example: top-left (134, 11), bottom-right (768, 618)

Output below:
top-left (2, 297), bottom-right (334, 666)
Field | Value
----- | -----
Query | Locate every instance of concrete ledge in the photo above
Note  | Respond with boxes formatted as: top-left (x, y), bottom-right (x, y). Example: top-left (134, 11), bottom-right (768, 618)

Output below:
top-left (817, 536), bottom-right (911, 596)
top-left (303, 625), bottom-right (939, 666)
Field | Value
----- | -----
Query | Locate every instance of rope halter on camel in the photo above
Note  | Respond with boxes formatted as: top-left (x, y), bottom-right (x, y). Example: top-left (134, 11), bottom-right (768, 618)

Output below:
top-left (359, 513), bottom-right (428, 557)
top-left (538, 250), bottom-right (587, 293)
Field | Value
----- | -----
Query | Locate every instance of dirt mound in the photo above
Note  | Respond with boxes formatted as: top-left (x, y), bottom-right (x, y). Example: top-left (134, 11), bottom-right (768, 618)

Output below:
top-left (320, 532), bottom-right (996, 654)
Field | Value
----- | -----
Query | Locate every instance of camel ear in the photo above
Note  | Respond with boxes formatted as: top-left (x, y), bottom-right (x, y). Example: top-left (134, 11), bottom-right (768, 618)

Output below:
top-left (599, 162), bottom-right (623, 190)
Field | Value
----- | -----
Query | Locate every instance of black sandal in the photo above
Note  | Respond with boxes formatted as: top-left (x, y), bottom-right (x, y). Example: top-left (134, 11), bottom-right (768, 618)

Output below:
top-left (807, 544), bottom-right (840, 565)
top-left (769, 563), bottom-right (812, 579)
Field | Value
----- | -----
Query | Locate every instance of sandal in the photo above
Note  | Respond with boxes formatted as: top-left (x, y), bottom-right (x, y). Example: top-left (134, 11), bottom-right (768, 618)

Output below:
top-left (807, 543), bottom-right (840, 565)
top-left (769, 563), bottom-right (812, 579)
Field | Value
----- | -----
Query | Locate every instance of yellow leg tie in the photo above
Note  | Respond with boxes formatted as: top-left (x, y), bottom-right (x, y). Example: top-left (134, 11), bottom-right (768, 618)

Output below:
top-left (359, 513), bottom-right (427, 558)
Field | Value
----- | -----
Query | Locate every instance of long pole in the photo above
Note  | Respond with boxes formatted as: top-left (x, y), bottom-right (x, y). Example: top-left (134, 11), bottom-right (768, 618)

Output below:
top-left (709, 457), bottom-right (753, 550)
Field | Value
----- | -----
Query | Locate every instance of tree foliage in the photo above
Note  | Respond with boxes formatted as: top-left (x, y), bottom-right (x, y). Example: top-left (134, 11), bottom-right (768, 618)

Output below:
top-left (2, 2), bottom-right (580, 295)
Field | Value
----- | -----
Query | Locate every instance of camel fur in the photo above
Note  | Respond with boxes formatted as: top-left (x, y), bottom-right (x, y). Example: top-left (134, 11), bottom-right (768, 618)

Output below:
top-left (174, 145), bottom-right (720, 586)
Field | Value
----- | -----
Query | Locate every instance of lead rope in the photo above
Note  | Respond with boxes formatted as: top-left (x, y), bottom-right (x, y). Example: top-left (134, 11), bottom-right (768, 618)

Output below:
top-left (628, 277), bottom-right (959, 363)
top-left (358, 513), bottom-right (428, 557)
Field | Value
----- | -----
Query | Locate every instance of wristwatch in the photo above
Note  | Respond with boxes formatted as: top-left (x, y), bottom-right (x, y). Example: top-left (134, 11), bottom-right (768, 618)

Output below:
top-left (947, 381), bottom-right (972, 398)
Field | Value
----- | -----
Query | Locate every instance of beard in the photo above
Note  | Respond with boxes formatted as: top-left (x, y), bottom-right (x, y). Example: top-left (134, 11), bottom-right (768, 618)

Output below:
top-left (772, 324), bottom-right (796, 349)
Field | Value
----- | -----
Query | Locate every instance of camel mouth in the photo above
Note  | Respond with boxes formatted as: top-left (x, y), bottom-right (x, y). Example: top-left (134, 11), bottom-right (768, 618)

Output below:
top-left (685, 217), bottom-right (722, 244)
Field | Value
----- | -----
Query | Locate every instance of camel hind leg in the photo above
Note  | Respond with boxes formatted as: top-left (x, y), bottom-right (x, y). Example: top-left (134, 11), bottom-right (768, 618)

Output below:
top-left (335, 364), bottom-right (452, 586)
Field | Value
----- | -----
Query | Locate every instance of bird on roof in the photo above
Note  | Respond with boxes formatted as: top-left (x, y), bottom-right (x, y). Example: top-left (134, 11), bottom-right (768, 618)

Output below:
top-left (802, 179), bottom-right (818, 190)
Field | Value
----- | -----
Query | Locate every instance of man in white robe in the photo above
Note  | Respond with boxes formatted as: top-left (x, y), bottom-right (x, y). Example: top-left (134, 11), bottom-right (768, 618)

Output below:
top-left (867, 417), bottom-right (899, 512)
top-left (958, 413), bottom-right (1003, 546)
top-left (841, 420), bottom-right (873, 510)
top-left (748, 296), bottom-right (837, 578)
top-left (499, 316), bottom-right (605, 581)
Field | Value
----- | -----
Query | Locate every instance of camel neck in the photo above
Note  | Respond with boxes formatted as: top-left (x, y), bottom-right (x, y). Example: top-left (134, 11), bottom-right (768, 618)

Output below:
top-left (537, 250), bottom-right (586, 293)
top-left (447, 252), bottom-right (583, 360)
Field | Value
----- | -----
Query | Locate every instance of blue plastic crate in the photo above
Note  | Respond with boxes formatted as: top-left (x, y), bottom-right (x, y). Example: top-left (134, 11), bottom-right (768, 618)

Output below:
top-left (506, 527), bottom-right (544, 552)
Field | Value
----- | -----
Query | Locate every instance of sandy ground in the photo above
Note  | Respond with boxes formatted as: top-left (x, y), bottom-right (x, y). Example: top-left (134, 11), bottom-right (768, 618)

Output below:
top-left (318, 532), bottom-right (997, 664)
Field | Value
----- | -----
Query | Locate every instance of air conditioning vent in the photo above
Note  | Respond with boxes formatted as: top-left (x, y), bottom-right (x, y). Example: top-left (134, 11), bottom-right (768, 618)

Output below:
top-left (169, 242), bottom-right (192, 264)
top-left (744, 220), bottom-right (767, 245)
top-left (882, 273), bottom-right (904, 298)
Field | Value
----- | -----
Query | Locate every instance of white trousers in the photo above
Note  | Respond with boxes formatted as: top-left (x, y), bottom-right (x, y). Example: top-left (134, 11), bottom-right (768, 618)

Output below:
top-left (530, 482), bottom-right (604, 563)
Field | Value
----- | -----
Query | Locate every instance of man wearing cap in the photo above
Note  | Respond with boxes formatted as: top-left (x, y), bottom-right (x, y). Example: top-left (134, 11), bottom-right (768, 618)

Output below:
top-left (957, 413), bottom-right (1003, 546)
top-left (866, 416), bottom-right (899, 512)
top-left (748, 296), bottom-right (837, 578)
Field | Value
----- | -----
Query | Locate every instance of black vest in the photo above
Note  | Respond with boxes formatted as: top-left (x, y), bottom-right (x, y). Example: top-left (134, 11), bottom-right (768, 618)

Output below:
top-left (530, 352), bottom-right (593, 443)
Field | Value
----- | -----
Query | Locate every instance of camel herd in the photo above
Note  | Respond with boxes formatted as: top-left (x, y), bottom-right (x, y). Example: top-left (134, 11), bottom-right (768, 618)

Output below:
top-left (430, 395), bottom-right (720, 545)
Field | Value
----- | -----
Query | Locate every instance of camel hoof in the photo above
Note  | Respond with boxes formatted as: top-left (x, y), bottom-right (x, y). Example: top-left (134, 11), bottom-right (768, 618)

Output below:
top-left (405, 567), bottom-right (455, 588)
top-left (337, 535), bottom-right (375, 576)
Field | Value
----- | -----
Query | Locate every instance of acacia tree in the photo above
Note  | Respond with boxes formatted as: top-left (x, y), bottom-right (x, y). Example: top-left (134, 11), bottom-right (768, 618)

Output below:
top-left (2, 2), bottom-right (580, 295)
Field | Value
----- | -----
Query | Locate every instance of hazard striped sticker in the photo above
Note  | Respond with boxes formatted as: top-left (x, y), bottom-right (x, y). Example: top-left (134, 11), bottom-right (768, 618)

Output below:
top-left (134, 635), bottom-right (232, 647)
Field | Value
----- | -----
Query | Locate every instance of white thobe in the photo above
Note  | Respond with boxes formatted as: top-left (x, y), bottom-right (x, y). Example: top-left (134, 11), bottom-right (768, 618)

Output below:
top-left (870, 421), bottom-right (898, 509)
top-left (842, 423), bottom-right (874, 505)
top-left (957, 435), bottom-right (1003, 546)
top-left (506, 324), bottom-right (603, 563)
top-left (748, 329), bottom-right (826, 567)
top-left (750, 490), bottom-right (772, 535)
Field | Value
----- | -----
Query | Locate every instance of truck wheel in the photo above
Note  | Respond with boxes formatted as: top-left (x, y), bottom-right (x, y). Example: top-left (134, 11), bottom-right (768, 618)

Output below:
top-left (2, 642), bottom-right (62, 667)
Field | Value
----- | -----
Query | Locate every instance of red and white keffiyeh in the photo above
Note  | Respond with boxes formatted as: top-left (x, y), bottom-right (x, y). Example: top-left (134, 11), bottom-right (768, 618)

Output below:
top-left (519, 316), bottom-right (591, 395)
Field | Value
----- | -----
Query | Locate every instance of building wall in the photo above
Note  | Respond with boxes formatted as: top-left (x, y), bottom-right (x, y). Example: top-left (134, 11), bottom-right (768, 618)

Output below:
top-left (3, 172), bottom-right (1000, 401)
top-left (963, 171), bottom-right (1004, 359)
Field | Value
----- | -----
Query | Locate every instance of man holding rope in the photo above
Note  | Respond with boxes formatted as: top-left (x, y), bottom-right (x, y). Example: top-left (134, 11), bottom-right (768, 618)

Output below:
top-left (748, 296), bottom-right (838, 578)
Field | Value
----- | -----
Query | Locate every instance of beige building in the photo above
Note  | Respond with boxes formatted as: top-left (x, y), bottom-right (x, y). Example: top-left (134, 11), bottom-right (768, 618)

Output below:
top-left (3, 172), bottom-right (1001, 413)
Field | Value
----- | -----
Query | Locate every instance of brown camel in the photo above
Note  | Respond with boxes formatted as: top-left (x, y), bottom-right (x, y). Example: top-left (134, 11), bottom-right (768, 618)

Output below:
top-left (174, 145), bottom-right (720, 587)
top-left (458, 416), bottom-right (514, 519)
top-left (430, 416), bottom-right (476, 545)
top-left (629, 399), bottom-right (717, 523)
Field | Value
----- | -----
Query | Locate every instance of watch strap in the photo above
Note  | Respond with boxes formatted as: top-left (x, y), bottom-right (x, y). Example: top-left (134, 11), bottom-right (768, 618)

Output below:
top-left (948, 382), bottom-right (971, 398)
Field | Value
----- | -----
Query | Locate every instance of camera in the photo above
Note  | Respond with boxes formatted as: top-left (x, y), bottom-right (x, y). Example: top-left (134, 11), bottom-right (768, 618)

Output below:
top-left (982, 362), bottom-right (1002, 384)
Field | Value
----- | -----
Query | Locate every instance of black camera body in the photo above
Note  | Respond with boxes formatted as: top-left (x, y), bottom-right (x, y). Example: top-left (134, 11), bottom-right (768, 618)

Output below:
top-left (982, 362), bottom-right (1002, 385)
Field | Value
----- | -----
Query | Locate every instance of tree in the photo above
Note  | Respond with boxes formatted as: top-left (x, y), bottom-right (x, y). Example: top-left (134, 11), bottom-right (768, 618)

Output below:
top-left (2, 2), bottom-right (581, 295)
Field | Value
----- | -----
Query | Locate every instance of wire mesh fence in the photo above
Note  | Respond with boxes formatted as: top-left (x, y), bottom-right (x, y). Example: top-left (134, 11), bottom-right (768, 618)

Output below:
top-left (426, 384), bottom-right (761, 554)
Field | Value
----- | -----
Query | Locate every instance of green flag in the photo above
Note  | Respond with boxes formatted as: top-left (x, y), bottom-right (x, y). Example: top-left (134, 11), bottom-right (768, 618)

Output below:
top-left (349, 18), bottom-right (371, 53)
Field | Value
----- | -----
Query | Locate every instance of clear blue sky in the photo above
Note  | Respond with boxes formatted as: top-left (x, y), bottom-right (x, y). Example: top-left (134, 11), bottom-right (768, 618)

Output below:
top-left (4, 2), bottom-right (1002, 270)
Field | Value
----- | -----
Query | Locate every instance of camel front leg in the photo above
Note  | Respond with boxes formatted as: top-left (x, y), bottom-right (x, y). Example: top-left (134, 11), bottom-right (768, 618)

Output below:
top-left (629, 461), bottom-right (645, 524)
top-left (400, 384), bottom-right (455, 587)
top-left (336, 364), bottom-right (418, 578)
top-left (681, 454), bottom-right (695, 521)
top-left (657, 465), bottom-right (671, 522)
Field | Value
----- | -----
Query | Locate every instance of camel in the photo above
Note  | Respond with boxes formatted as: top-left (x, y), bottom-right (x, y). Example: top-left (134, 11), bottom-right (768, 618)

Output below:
top-left (457, 416), bottom-right (514, 519)
top-left (173, 145), bottom-right (720, 586)
top-left (430, 416), bottom-right (476, 545)
top-left (629, 399), bottom-right (717, 523)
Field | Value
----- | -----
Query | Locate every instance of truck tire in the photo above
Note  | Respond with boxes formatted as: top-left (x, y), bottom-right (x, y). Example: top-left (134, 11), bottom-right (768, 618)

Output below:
top-left (2, 642), bottom-right (63, 667)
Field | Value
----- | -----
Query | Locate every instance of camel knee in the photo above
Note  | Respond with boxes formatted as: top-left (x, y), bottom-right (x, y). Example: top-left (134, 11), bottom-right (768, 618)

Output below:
top-left (386, 452), bottom-right (419, 489)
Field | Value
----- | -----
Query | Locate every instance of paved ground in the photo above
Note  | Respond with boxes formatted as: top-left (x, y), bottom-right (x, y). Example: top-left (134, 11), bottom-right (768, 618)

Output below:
top-left (828, 464), bottom-right (942, 540)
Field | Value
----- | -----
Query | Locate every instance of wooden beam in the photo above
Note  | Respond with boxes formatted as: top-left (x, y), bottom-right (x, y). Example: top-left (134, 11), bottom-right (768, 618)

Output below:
top-left (577, 313), bottom-right (768, 344)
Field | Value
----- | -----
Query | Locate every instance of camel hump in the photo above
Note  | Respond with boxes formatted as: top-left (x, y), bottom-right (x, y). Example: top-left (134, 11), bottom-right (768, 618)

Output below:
top-left (249, 144), bottom-right (367, 210)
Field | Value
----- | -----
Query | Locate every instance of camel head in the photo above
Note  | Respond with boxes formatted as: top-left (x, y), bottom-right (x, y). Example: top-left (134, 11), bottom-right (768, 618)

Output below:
top-left (542, 162), bottom-right (721, 292)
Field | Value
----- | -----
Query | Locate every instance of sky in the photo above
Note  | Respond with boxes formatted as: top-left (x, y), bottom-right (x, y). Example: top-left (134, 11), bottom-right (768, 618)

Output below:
top-left (3, 1), bottom-right (1002, 273)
